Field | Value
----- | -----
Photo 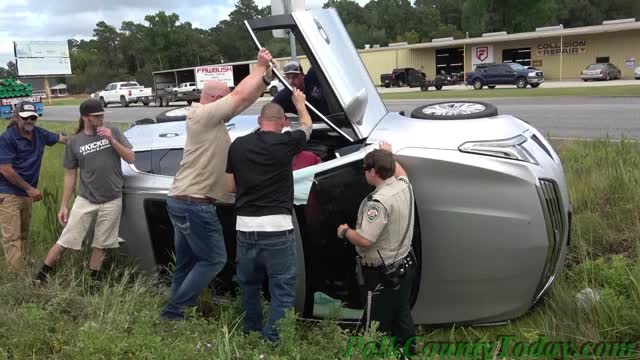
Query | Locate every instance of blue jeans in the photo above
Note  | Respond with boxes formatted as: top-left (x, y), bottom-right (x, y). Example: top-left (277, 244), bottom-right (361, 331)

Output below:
top-left (236, 229), bottom-right (297, 343)
top-left (160, 197), bottom-right (227, 319)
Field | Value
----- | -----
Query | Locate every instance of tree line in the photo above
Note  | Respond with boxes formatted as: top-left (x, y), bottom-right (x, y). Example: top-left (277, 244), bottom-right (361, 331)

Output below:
top-left (1, 0), bottom-right (639, 93)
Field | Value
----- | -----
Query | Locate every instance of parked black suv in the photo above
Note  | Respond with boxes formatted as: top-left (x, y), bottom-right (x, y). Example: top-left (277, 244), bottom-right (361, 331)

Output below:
top-left (466, 63), bottom-right (544, 90)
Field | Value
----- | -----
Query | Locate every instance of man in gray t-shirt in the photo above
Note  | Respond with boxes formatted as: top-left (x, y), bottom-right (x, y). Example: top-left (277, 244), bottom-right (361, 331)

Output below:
top-left (34, 99), bottom-right (135, 285)
top-left (63, 126), bottom-right (131, 204)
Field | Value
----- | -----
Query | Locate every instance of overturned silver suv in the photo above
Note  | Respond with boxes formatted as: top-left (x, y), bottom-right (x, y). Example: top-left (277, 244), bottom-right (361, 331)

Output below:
top-left (118, 8), bottom-right (571, 326)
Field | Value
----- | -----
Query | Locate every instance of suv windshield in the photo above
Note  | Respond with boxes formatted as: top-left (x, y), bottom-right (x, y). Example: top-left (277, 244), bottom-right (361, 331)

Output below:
top-left (586, 64), bottom-right (605, 70)
top-left (506, 63), bottom-right (527, 71)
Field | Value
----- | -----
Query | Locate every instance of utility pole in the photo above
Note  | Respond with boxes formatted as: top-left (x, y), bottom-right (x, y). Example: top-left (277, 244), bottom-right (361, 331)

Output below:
top-left (284, 0), bottom-right (297, 61)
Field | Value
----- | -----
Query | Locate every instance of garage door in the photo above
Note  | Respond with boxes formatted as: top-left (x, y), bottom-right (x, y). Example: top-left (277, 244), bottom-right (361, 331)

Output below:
top-left (502, 48), bottom-right (531, 66)
top-left (436, 47), bottom-right (464, 75)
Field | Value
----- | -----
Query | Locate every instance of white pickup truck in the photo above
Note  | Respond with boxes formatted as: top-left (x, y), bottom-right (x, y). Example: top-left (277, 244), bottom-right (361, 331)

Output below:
top-left (173, 82), bottom-right (198, 93)
top-left (98, 81), bottom-right (153, 107)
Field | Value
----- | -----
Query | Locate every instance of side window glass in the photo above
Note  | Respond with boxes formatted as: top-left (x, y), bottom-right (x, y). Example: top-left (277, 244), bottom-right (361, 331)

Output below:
top-left (133, 150), bottom-right (152, 173)
top-left (156, 149), bottom-right (184, 176)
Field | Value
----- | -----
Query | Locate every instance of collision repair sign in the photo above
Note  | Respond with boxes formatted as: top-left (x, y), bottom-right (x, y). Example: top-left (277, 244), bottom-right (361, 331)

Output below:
top-left (195, 66), bottom-right (234, 88)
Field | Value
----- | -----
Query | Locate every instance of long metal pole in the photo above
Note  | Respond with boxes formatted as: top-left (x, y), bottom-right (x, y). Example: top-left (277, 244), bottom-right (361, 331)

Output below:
top-left (285, 0), bottom-right (297, 61)
top-left (559, 31), bottom-right (563, 81)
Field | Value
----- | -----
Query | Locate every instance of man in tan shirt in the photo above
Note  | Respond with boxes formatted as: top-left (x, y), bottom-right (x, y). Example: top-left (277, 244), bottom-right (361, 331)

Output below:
top-left (160, 48), bottom-right (276, 320)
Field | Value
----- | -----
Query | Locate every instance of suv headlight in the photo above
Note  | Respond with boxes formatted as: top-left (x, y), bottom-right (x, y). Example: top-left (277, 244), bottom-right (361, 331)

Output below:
top-left (459, 134), bottom-right (538, 165)
top-left (528, 71), bottom-right (537, 77)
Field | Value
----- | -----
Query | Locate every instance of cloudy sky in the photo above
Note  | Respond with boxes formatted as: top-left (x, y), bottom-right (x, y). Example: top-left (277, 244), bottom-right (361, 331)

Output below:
top-left (0, 0), bottom-right (370, 67)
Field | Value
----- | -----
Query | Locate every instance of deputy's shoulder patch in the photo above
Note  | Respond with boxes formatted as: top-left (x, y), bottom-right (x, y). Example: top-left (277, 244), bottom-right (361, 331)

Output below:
top-left (366, 203), bottom-right (382, 222)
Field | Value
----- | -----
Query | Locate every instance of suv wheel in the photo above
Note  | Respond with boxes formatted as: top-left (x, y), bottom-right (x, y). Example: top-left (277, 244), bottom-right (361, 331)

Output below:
top-left (473, 79), bottom-right (484, 90)
top-left (100, 97), bottom-right (108, 108)
top-left (516, 78), bottom-right (528, 88)
top-left (269, 86), bottom-right (279, 97)
top-left (410, 101), bottom-right (498, 120)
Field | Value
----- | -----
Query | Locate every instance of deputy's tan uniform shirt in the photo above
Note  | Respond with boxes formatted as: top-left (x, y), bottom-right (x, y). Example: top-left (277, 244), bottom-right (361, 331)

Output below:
top-left (355, 176), bottom-right (414, 266)
top-left (168, 95), bottom-right (236, 201)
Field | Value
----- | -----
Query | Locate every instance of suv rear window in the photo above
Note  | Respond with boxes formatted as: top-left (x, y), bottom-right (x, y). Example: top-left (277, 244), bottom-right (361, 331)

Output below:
top-left (133, 149), bottom-right (184, 176)
top-left (121, 82), bottom-right (140, 88)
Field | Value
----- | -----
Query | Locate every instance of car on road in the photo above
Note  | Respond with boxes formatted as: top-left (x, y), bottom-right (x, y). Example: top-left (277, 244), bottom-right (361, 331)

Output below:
top-left (634, 66), bottom-right (640, 80)
top-left (580, 63), bottom-right (621, 81)
top-left (265, 79), bottom-right (284, 97)
top-left (99, 81), bottom-right (153, 107)
top-left (173, 82), bottom-right (198, 93)
top-left (119, 8), bottom-right (571, 327)
top-left (466, 63), bottom-right (544, 90)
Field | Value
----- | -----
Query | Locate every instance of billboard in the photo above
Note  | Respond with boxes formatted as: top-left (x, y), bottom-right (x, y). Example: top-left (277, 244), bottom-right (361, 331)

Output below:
top-left (14, 41), bottom-right (69, 58)
top-left (195, 65), bottom-right (234, 88)
top-left (16, 57), bottom-right (72, 76)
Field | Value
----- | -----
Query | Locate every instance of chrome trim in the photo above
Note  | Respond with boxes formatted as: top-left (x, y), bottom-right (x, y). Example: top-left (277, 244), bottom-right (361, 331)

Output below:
top-left (533, 179), bottom-right (566, 303)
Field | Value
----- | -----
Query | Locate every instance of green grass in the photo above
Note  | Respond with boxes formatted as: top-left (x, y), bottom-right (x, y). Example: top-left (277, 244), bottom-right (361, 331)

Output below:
top-left (0, 121), bottom-right (639, 359)
top-left (381, 84), bottom-right (640, 100)
top-left (44, 96), bottom-right (90, 107)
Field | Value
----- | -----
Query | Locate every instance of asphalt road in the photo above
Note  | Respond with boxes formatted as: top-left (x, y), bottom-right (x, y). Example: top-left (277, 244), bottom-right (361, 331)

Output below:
top-left (41, 96), bottom-right (640, 139)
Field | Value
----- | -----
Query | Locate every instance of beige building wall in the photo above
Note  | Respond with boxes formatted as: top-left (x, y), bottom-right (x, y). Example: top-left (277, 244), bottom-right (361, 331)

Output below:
top-left (265, 28), bottom-right (639, 84)
top-left (463, 30), bottom-right (640, 80)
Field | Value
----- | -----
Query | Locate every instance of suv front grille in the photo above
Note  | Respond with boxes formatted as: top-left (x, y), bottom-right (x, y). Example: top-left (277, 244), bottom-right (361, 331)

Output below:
top-left (534, 179), bottom-right (566, 302)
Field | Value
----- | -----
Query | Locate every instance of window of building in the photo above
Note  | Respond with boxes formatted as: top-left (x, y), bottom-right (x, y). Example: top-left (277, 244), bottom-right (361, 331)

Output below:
top-left (596, 56), bottom-right (610, 63)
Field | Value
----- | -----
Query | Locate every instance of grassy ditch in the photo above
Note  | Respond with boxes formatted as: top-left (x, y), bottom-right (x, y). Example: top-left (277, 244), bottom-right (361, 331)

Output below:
top-left (380, 84), bottom-right (640, 100)
top-left (0, 121), bottom-right (638, 359)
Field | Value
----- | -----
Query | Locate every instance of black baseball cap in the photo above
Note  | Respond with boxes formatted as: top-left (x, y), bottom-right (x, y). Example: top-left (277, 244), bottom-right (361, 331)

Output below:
top-left (16, 101), bottom-right (38, 119)
top-left (80, 99), bottom-right (106, 116)
top-left (283, 61), bottom-right (303, 75)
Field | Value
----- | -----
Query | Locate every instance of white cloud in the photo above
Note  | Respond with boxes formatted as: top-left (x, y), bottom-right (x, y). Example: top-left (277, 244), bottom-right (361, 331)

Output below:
top-left (0, 0), bottom-right (370, 68)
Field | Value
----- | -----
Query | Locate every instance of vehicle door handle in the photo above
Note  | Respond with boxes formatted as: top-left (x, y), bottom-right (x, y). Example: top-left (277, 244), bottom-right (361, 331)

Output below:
top-left (314, 17), bottom-right (330, 44)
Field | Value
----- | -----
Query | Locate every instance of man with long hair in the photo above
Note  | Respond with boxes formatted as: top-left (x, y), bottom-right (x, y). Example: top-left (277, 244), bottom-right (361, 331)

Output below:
top-left (34, 99), bottom-right (134, 284)
top-left (160, 48), bottom-right (277, 321)
top-left (0, 101), bottom-right (66, 272)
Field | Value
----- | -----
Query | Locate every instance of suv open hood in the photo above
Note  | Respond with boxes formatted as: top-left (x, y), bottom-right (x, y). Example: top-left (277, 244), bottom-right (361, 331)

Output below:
top-left (246, 8), bottom-right (387, 141)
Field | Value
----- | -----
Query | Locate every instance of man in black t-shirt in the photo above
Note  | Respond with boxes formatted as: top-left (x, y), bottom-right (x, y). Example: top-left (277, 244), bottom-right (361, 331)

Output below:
top-left (226, 88), bottom-right (312, 344)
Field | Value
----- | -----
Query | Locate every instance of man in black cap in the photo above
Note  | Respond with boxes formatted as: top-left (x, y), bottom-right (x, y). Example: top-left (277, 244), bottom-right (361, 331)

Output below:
top-left (34, 99), bottom-right (134, 284)
top-left (272, 60), bottom-right (329, 121)
top-left (0, 101), bottom-right (66, 272)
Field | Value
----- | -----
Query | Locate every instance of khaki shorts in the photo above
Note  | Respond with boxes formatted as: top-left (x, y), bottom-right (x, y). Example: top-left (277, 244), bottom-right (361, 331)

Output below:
top-left (57, 196), bottom-right (122, 250)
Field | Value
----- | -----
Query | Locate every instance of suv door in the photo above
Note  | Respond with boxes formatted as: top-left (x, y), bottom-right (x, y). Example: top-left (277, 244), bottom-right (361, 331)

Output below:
top-left (246, 9), bottom-right (388, 142)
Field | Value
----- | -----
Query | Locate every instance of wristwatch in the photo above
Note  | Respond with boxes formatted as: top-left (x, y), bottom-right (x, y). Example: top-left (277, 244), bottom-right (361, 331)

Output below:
top-left (341, 227), bottom-right (349, 240)
top-left (262, 74), bottom-right (271, 86)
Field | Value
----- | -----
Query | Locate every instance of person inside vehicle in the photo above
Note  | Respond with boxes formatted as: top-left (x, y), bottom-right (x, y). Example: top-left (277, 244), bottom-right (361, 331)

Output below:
top-left (272, 60), bottom-right (329, 122)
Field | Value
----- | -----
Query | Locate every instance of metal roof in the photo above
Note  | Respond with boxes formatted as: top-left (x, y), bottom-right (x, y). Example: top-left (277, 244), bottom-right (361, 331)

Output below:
top-left (358, 21), bottom-right (640, 52)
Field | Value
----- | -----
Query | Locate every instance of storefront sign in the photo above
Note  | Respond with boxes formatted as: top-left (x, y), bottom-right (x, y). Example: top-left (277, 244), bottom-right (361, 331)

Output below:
top-left (532, 60), bottom-right (543, 67)
top-left (472, 45), bottom-right (494, 67)
top-left (535, 40), bottom-right (587, 56)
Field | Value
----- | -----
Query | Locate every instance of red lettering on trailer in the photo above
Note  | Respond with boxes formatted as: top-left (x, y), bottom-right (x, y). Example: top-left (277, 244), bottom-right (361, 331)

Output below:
top-left (197, 66), bottom-right (232, 73)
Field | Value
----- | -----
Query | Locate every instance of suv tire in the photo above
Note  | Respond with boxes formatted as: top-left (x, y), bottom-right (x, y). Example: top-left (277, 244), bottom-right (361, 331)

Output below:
top-left (410, 101), bottom-right (498, 120)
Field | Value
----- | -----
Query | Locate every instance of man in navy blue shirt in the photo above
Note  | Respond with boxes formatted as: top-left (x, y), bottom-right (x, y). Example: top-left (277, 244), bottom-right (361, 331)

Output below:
top-left (272, 61), bottom-right (329, 122)
top-left (0, 101), bottom-right (66, 272)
